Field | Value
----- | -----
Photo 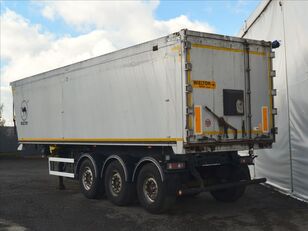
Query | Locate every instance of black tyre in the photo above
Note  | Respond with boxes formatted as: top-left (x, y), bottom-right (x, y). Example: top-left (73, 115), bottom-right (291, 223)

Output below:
top-left (79, 159), bottom-right (103, 199)
top-left (210, 165), bottom-right (250, 202)
top-left (104, 161), bottom-right (135, 206)
top-left (137, 163), bottom-right (175, 214)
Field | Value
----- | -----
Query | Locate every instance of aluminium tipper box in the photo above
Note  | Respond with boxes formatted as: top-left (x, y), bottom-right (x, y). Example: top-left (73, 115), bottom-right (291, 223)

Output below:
top-left (11, 29), bottom-right (275, 154)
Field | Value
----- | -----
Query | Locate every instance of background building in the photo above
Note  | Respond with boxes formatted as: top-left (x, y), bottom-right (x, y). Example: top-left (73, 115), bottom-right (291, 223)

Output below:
top-left (239, 0), bottom-right (308, 201)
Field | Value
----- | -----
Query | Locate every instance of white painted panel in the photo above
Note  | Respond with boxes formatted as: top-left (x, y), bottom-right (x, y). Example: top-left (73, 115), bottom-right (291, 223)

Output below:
top-left (188, 34), bottom-right (272, 142)
top-left (49, 171), bottom-right (75, 178)
top-left (239, 0), bottom-right (308, 201)
top-left (11, 34), bottom-right (184, 148)
top-left (49, 157), bottom-right (74, 163)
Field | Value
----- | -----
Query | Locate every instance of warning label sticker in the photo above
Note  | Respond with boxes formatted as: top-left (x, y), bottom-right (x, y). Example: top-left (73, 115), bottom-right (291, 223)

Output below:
top-left (192, 80), bottom-right (216, 89)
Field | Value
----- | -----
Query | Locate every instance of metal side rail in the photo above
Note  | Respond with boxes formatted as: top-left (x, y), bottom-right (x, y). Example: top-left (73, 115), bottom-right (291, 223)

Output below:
top-left (48, 157), bottom-right (75, 178)
top-left (179, 178), bottom-right (266, 196)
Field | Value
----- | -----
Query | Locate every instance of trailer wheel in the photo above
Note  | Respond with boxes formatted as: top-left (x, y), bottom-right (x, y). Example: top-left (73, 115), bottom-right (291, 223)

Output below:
top-left (137, 163), bottom-right (175, 214)
top-left (79, 159), bottom-right (103, 199)
top-left (210, 165), bottom-right (250, 202)
top-left (104, 161), bottom-right (135, 206)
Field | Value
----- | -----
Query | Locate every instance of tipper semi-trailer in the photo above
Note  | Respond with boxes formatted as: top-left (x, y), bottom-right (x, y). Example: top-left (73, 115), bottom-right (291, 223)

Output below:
top-left (11, 29), bottom-right (277, 213)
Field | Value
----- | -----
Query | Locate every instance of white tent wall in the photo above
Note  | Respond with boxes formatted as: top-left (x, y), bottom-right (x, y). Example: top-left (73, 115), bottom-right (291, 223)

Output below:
top-left (239, 0), bottom-right (308, 201)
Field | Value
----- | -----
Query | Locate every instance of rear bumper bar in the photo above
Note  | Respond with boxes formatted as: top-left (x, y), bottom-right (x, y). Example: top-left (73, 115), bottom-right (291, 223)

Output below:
top-left (179, 177), bottom-right (266, 196)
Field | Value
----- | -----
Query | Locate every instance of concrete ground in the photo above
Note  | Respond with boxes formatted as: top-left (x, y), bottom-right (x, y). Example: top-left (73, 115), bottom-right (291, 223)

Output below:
top-left (0, 157), bottom-right (307, 231)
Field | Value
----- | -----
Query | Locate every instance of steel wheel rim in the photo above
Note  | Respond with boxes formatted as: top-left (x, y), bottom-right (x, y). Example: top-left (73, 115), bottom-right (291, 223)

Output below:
top-left (143, 177), bottom-right (158, 203)
top-left (82, 167), bottom-right (93, 191)
top-left (110, 170), bottom-right (122, 197)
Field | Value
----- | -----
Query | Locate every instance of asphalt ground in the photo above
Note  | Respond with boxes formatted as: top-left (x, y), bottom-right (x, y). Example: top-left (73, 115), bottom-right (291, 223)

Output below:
top-left (0, 156), bottom-right (307, 231)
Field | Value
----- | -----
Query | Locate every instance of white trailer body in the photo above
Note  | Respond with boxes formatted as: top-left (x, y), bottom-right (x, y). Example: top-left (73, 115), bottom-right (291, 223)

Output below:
top-left (10, 30), bottom-right (276, 213)
top-left (11, 30), bottom-right (275, 154)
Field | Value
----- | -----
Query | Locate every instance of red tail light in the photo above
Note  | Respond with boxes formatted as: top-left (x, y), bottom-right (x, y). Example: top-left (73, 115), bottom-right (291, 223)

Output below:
top-left (166, 162), bottom-right (186, 170)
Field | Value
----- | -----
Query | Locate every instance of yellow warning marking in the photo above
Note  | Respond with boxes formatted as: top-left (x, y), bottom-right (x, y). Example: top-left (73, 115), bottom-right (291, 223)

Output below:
top-left (194, 105), bottom-right (202, 135)
top-left (171, 45), bottom-right (181, 52)
top-left (186, 45), bottom-right (193, 130)
top-left (192, 43), bottom-right (266, 56)
top-left (187, 72), bottom-right (192, 84)
top-left (19, 137), bottom-right (184, 142)
top-left (188, 114), bottom-right (193, 130)
top-left (187, 48), bottom-right (191, 62)
top-left (187, 93), bottom-right (193, 107)
top-left (262, 106), bottom-right (269, 133)
top-left (187, 49), bottom-right (192, 83)
top-left (192, 80), bottom-right (216, 89)
top-left (202, 130), bottom-right (261, 135)
top-left (171, 45), bottom-right (182, 62)
top-left (268, 52), bottom-right (273, 129)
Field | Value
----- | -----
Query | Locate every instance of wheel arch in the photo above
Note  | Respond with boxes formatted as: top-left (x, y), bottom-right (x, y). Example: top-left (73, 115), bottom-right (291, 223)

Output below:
top-left (75, 153), bottom-right (98, 179)
top-left (101, 155), bottom-right (129, 182)
top-left (132, 157), bottom-right (165, 183)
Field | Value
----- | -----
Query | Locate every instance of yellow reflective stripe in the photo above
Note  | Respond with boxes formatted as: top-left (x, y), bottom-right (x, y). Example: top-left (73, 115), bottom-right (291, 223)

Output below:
top-left (191, 43), bottom-right (266, 56)
top-left (250, 50), bottom-right (266, 56)
top-left (171, 45), bottom-right (181, 52)
top-left (171, 45), bottom-right (182, 62)
top-left (203, 130), bottom-right (261, 135)
top-left (188, 115), bottom-right (193, 131)
top-left (186, 45), bottom-right (193, 131)
top-left (262, 106), bottom-right (269, 133)
top-left (194, 105), bottom-right (202, 135)
top-left (19, 138), bottom-right (183, 142)
top-left (187, 93), bottom-right (193, 107)
top-left (187, 49), bottom-right (192, 83)
top-left (268, 52), bottom-right (273, 129)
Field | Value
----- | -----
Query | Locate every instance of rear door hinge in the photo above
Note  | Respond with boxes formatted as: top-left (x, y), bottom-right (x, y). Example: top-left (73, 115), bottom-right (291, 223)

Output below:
top-left (185, 62), bottom-right (192, 71)
top-left (186, 84), bottom-right (193, 92)
top-left (184, 41), bottom-right (191, 49)
top-left (186, 129), bottom-right (194, 137)
top-left (186, 107), bottom-right (194, 115)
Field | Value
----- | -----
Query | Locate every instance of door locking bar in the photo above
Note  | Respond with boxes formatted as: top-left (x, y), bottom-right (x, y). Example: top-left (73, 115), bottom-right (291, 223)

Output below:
top-left (205, 106), bottom-right (238, 139)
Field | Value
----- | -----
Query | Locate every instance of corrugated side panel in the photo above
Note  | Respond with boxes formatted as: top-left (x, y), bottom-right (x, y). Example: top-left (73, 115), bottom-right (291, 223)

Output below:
top-left (12, 34), bottom-right (184, 149)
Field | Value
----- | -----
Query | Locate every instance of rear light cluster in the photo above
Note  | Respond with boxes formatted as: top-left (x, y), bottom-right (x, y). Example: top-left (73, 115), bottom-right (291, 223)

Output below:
top-left (166, 162), bottom-right (186, 170)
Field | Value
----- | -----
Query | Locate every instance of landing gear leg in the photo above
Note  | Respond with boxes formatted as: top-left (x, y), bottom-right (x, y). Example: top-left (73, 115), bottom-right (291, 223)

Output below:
top-left (58, 176), bottom-right (65, 190)
top-left (58, 161), bottom-right (66, 190)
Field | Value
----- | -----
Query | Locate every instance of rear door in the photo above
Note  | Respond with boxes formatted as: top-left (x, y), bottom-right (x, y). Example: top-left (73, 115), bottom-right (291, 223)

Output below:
top-left (186, 34), bottom-right (273, 144)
